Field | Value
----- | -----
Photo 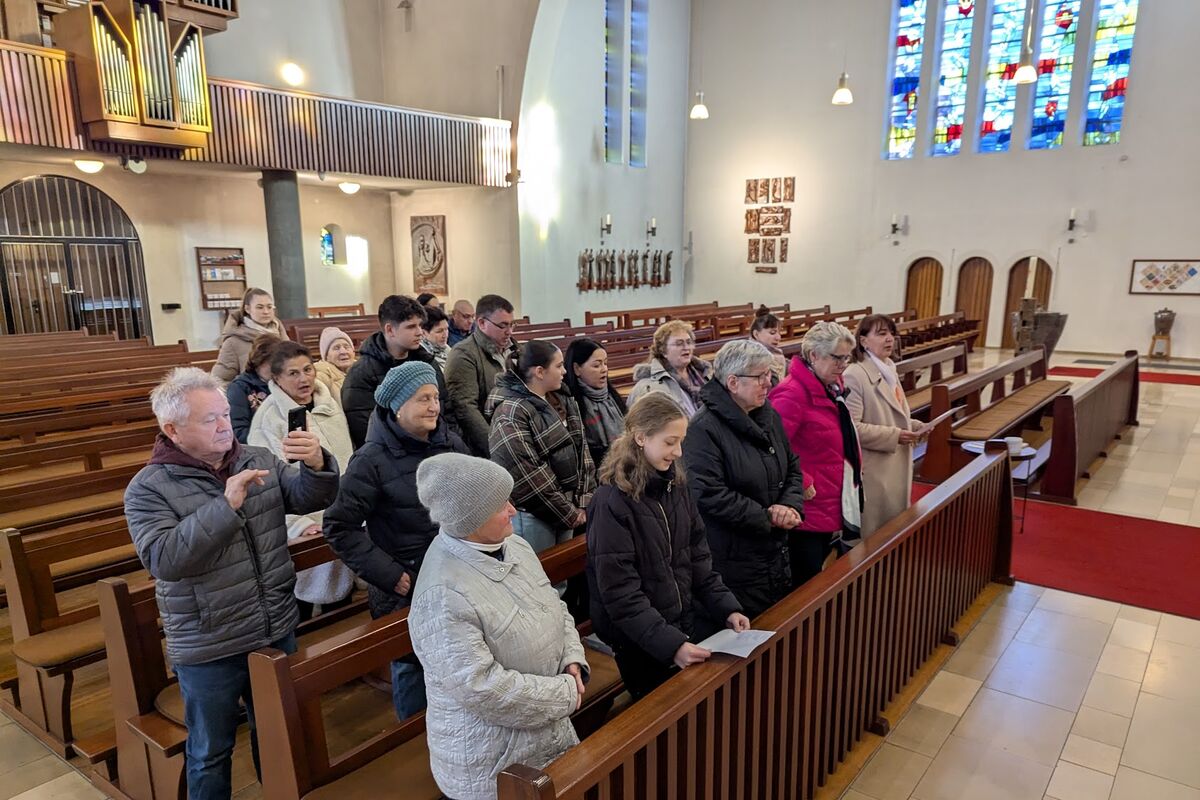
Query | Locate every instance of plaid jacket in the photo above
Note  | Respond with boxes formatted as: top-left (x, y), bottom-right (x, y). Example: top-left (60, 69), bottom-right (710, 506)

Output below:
top-left (486, 372), bottom-right (596, 530)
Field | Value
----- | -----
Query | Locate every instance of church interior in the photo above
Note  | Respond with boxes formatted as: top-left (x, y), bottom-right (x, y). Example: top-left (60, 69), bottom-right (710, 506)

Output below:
top-left (0, 1), bottom-right (1197, 799)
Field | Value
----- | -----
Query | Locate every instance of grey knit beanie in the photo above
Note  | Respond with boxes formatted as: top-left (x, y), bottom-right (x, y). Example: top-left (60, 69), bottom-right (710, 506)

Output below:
top-left (416, 453), bottom-right (514, 539)
top-left (374, 361), bottom-right (438, 413)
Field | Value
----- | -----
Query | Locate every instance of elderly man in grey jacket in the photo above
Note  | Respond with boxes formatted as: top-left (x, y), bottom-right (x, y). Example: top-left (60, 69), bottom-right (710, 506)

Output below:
top-left (124, 367), bottom-right (339, 800)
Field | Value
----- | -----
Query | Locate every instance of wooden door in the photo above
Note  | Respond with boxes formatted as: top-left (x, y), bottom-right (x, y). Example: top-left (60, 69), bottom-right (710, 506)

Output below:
top-left (0, 242), bottom-right (74, 334)
top-left (955, 257), bottom-right (993, 348)
top-left (1001, 257), bottom-right (1053, 348)
top-left (905, 258), bottom-right (944, 319)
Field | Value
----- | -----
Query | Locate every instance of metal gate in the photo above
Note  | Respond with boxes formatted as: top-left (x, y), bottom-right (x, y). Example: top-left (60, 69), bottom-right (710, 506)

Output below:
top-left (0, 175), bottom-right (150, 340)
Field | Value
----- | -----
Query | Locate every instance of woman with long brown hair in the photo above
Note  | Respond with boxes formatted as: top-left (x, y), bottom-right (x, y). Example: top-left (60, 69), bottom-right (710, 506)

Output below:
top-left (586, 393), bottom-right (749, 700)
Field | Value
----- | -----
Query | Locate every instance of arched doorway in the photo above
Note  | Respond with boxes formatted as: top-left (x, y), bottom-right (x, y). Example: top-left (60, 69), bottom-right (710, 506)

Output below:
top-left (905, 257), bottom-right (944, 319)
top-left (1000, 256), bottom-right (1053, 349)
top-left (0, 175), bottom-right (150, 339)
top-left (955, 257), bottom-right (994, 348)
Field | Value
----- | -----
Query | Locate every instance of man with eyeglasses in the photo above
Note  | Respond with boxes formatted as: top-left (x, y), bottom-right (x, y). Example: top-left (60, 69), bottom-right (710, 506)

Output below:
top-left (445, 293), bottom-right (519, 456)
top-left (447, 299), bottom-right (475, 347)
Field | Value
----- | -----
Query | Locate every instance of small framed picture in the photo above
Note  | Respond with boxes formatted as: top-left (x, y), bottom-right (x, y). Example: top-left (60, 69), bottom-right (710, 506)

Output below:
top-left (757, 179), bottom-right (770, 204)
top-left (783, 177), bottom-right (795, 202)
top-left (770, 178), bottom-right (782, 203)
top-left (780, 238), bottom-right (789, 263)
top-left (744, 208), bottom-right (760, 234)
top-left (745, 179), bottom-right (758, 205)
top-left (1128, 259), bottom-right (1200, 295)
top-left (748, 239), bottom-right (760, 264)
top-left (762, 239), bottom-right (776, 264)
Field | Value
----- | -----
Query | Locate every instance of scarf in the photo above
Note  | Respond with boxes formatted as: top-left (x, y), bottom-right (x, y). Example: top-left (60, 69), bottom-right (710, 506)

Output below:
top-left (673, 362), bottom-right (706, 410)
top-left (809, 363), bottom-right (865, 544)
top-left (149, 433), bottom-right (243, 482)
top-left (580, 382), bottom-right (625, 452)
top-left (868, 350), bottom-right (907, 410)
top-left (242, 317), bottom-right (277, 336)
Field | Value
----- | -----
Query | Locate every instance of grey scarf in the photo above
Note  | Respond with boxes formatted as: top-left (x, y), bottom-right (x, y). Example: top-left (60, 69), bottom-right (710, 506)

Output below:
top-left (581, 382), bottom-right (625, 452)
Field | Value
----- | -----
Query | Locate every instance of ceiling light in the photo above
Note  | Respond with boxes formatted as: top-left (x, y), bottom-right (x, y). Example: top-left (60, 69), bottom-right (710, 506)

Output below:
top-left (689, 91), bottom-right (709, 120)
top-left (1014, 61), bottom-right (1038, 85)
top-left (280, 62), bottom-right (305, 87)
top-left (73, 159), bottom-right (104, 174)
top-left (120, 156), bottom-right (147, 174)
top-left (831, 72), bottom-right (854, 105)
top-left (338, 181), bottom-right (361, 195)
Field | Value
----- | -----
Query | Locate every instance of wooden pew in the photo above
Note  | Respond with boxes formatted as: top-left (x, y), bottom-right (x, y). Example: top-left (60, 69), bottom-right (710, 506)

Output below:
top-left (896, 344), bottom-right (969, 417)
top-left (0, 422), bottom-right (157, 473)
top-left (308, 304), bottom-right (365, 318)
top-left (0, 462), bottom-right (141, 533)
top-left (920, 347), bottom-right (1071, 481)
top-left (287, 317), bottom-right (380, 354)
top-left (4, 357), bottom-right (218, 399)
top-left (898, 312), bottom-right (981, 356)
top-left (0, 329), bottom-right (97, 346)
top-left (0, 340), bottom-right (190, 373)
top-left (0, 404), bottom-right (158, 447)
top-left (0, 522), bottom-right (141, 757)
top-left (248, 535), bottom-right (623, 800)
top-left (1, 335), bottom-right (150, 359)
top-left (497, 446), bottom-right (1015, 799)
top-left (585, 301), bottom-right (718, 328)
top-left (1036, 350), bottom-right (1140, 504)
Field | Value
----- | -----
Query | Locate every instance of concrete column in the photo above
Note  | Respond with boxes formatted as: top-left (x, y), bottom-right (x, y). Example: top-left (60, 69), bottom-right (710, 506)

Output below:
top-left (260, 170), bottom-right (307, 319)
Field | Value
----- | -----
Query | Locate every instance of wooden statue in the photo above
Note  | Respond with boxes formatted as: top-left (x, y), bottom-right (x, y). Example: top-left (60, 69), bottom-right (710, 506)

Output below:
top-left (586, 249), bottom-right (595, 291)
top-left (577, 249), bottom-right (589, 292)
top-left (617, 250), bottom-right (626, 289)
top-left (664, 250), bottom-right (673, 285)
top-left (629, 249), bottom-right (639, 289)
top-left (651, 250), bottom-right (662, 287)
top-left (641, 248), bottom-right (651, 286)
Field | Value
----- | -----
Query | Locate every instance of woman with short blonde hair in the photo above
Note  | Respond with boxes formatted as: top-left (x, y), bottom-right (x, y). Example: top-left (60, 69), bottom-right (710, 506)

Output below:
top-left (628, 320), bottom-right (713, 417)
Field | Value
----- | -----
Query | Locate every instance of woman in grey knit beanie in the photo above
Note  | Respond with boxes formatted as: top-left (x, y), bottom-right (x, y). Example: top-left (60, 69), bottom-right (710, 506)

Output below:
top-left (409, 452), bottom-right (589, 800)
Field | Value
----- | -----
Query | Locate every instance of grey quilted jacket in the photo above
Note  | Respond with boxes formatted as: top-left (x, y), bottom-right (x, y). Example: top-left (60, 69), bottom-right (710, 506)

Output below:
top-left (124, 445), bottom-right (340, 665)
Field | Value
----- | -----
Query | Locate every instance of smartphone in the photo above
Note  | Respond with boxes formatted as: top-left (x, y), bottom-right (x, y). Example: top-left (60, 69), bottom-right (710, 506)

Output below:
top-left (286, 407), bottom-right (307, 463)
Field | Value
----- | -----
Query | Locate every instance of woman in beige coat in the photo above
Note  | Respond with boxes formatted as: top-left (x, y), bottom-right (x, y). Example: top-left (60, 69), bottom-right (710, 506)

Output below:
top-left (212, 288), bottom-right (289, 382)
top-left (842, 314), bottom-right (928, 539)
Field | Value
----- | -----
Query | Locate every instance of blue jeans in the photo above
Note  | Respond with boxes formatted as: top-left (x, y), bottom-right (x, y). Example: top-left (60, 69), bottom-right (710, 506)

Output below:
top-left (512, 511), bottom-right (572, 554)
top-left (174, 633), bottom-right (296, 800)
top-left (390, 658), bottom-right (427, 720)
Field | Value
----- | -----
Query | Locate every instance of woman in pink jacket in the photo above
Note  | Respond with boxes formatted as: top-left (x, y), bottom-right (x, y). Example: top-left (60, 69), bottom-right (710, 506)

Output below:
top-left (767, 321), bottom-right (864, 587)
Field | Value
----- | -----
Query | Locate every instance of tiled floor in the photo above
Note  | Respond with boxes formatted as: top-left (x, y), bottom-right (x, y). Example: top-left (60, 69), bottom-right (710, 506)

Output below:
top-left (2, 348), bottom-right (1198, 800)
top-left (844, 350), bottom-right (1200, 800)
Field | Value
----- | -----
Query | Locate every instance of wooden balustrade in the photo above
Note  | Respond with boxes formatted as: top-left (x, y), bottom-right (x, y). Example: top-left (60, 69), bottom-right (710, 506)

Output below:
top-left (1037, 350), bottom-right (1140, 504)
top-left (498, 447), bottom-right (1014, 800)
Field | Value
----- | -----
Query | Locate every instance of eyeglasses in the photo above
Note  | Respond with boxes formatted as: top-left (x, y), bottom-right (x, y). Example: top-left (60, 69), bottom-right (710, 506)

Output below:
top-left (666, 338), bottom-right (694, 348)
top-left (824, 353), bottom-right (852, 365)
top-left (481, 316), bottom-right (513, 332)
top-left (736, 371), bottom-right (774, 384)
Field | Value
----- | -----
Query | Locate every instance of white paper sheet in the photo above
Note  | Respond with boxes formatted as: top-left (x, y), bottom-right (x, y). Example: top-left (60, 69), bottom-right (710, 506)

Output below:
top-left (696, 628), bottom-right (776, 658)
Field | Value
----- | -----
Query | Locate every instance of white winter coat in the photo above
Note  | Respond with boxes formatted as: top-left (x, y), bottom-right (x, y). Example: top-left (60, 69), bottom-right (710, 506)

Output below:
top-left (249, 378), bottom-right (355, 604)
top-left (409, 532), bottom-right (589, 800)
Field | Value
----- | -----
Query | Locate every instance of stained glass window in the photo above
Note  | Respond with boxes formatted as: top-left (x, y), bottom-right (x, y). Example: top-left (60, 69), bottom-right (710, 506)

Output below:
top-left (1084, 0), bottom-right (1137, 146)
top-left (979, 0), bottom-right (1028, 153)
top-left (628, 0), bottom-right (647, 167)
top-left (886, 0), bottom-right (928, 160)
top-left (604, 0), bottom-right (625, 164)
top-left (320, 227), bottom-right (334, 266)
top-left (932, 0), bottom-right (975, 156)
top-left (1029, 0), bottom-right (1081, 150)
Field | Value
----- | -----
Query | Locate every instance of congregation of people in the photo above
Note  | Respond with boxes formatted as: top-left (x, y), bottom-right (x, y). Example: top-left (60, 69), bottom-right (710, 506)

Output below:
top-left (125, 288), bottom-right (931, 800)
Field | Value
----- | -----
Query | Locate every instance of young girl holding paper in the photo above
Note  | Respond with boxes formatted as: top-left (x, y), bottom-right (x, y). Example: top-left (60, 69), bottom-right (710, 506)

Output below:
top-left (586, 393), bottom-right (751, 700)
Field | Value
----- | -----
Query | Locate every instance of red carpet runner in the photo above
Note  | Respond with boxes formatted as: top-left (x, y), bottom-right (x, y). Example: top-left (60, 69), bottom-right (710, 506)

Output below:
top-left (912, 483), bottom-right (1200, 619)
top-left (1049, 366), bottom-right (1200, 386)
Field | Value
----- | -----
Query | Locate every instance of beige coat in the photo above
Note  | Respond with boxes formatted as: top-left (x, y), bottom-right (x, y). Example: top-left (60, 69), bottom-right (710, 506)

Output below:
top-left (312, 359), bottom-right (349, 403)
top-left (211, 312), bottom-right (289, 382)
top-left (842, 359), bottom-right (922, 539)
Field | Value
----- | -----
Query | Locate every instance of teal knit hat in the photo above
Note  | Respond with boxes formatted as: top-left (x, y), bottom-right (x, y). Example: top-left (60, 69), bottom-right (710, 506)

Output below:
top-left (374, 361), bottom-right (438, 413)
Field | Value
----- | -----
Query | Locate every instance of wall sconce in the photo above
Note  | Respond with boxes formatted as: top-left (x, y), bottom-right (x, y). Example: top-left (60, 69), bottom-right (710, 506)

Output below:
top-left (889, 213), bottom-right (907, 246)
top-left (1067, 207), bottom-right (1082, 244)
top-left (601, 213), bottom-right (612, 238)
top-left (646, 217), bottom-right (657, 238)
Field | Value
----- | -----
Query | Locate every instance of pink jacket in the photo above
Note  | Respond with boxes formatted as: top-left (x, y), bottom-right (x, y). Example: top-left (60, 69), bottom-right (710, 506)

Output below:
top-left (768, 356), bottom-right (847, 533)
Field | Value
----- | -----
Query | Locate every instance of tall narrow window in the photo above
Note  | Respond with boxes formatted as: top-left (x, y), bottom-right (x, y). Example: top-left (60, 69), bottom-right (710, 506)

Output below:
top-left (1084, 0), bottom-right (1137, 146)
top-left (628, 0), bottom-right (648, 167)
top-left (886, 0), bottom-right (929, 160)
top-left (604, 0), bottom-right (625, 164)
top-left (1029, 0), bottom-right (1081, 150)
top-left (932, 0), bottom-right (975, 156)
top-left (979, 0), bottom-right (1028, 153)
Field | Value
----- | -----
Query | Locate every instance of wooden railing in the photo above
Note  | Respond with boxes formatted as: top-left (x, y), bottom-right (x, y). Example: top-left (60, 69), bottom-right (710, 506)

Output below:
top-left (498, 447), bottom-right (1014, 799)
top-left (0, 39), bottom-right (512, 188)
top-left (1038, 350), bottom-right (1140, 504)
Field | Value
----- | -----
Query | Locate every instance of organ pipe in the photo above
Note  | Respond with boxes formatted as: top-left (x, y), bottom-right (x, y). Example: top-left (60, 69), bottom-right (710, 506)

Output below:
top-left (90, 13), bottom-right (136, 118)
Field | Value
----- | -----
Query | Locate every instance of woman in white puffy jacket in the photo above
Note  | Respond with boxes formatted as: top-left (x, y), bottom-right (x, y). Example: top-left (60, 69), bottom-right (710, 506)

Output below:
top-left (249, 340), bottom-right (355, 618)
top-left (410, 453), bottom-right (589, 800)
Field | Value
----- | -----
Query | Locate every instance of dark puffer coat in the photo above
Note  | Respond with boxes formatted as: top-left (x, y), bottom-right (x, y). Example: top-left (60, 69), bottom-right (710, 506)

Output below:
top-left (124, 445), bottom-right (340, 665)
top-left (681, 380), bottom-right (807, 618)
top-left (322, 405), bottom-right (469, 617)
top-left (227, 369), bottom-right (270, 444)
top-left (586, 468), bottom-right (742, 664)
top-left (341, 331), bottom-right (452, 449)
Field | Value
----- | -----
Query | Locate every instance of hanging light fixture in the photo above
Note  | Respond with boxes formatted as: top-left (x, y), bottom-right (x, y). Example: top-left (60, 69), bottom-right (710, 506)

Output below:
top-left (689, 0), bottom-right (709, 119)
top-left (1015, 1), bottom-right (1038, 84)
top-left (689, 91), bottom-right (710, 120)
top-left (831, 72), bottom-right (854, 105)
top-left (73, 159), bottom-right (104, 174)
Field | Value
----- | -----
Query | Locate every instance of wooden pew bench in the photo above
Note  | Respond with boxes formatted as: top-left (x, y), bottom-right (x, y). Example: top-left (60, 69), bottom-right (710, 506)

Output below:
top-left (585, 301), bottom-right (718, 328)
top-left (0, 462), bottom-right (142, 532)
top-left (0, 341), bottom-right (194, 379)
top-left (1036, 350), bottom-right (1140, 504)
top-left (247, 535), bottom-right (622, 800)
top-left (0, 423), bottom-right (157, 473)
top-left (896, 344), bottom-right (969, 417)
top-left (919, 347), bottom-right (1071, 481)
top-left (309, 304), bottom-right (366, 318)
top-left (0, 402), bottom-right (157, 446)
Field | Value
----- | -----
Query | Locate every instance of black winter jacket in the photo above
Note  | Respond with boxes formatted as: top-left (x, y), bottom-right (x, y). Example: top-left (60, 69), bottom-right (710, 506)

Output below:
top-left (586, 469), bottom-right (742, 664)
top-left (681, 380), bottom-right (807, 618)
top-left (227, 370), bottom-right (270, 444)
top-left (341, 331), bottom-right (453, 449)
top-left (322, 405), bottom-right (469, 617)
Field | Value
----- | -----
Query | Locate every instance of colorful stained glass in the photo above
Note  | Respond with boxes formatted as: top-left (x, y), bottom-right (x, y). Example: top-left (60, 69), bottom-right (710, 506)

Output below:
top-left (1029, 0), bottom-right (1081, 150)
top-left (604, 0), bottom-right (624, 164)
top-left (886, 0), bottom-right (928, 160)
top-left (320, 227), bottom-right (334, 266)
top-left (932, 0), bottom-right (975, 156)
top-left (628, 0), bottom-right (647, 167)
top-left (1085, 0), bottom-right (1137, 146)
top-left (979, 0), bottom-right (1028, 153)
